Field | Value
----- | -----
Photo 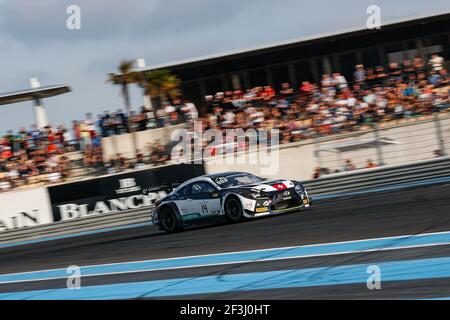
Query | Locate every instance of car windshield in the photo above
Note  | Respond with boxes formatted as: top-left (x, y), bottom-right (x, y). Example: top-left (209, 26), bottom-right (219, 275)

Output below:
top-left (211, 173), bottom-right (264, 188)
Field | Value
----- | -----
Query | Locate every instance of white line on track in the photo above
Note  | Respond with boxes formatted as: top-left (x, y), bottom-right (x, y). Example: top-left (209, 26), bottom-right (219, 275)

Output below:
top-left (2, 229), bottom-right (450, 284)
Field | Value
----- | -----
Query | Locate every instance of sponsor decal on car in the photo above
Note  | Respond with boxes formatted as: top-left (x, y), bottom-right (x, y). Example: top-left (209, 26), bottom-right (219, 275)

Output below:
top-left (243, 199), bottom-right (256, 211)
top-left (272, 183), bottom-right (287, 190)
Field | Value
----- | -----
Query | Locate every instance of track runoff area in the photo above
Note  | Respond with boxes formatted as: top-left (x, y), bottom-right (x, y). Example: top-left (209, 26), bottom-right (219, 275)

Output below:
top-left (1, 182), bottom-right (450, 301)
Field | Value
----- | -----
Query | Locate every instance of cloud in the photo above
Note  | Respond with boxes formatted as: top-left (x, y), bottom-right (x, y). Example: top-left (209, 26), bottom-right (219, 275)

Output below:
top-left (0, 0), bottom-right (254, 47)
top-left (0, 0), bottom-right (449, 134)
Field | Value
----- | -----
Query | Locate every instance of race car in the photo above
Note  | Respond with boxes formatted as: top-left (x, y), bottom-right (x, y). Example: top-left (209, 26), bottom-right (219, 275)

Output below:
top-left (151, 171), bottom-right (312, 233)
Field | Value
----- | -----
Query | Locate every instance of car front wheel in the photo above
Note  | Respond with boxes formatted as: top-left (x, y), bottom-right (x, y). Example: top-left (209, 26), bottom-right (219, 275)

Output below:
top-left (160, 207), bottom-right (182, 233)
top-left (225, 196), bottom-right (243, 223)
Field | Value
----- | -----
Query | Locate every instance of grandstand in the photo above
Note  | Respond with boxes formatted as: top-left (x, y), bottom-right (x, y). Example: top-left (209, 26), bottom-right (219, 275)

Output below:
top-left (131, 12), bottom-right (450, 111)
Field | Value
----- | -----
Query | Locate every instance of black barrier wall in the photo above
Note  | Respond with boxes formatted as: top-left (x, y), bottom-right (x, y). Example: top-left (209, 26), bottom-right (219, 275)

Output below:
top-left (48, 164), bottom-right (205, 222)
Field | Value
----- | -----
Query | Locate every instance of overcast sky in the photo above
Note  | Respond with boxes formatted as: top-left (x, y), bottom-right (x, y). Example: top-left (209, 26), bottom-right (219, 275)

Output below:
top-left (0, 0), bottom-right (449, 134)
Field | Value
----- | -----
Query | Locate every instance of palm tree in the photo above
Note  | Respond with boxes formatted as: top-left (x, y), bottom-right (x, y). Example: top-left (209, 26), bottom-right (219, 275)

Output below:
top-left (140, 69), bottom-right (181, 112)
top-left (107, 60), bottom-right (139, 118)
top-left (108, 60), bottom-right (140, 157)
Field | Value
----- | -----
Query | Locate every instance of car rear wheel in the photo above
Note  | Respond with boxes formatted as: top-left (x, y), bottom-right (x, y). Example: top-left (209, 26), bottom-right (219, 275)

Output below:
top-left (160, 207), bottom-right (182, 233)
top-left (225, 196), bottom-right (243, 223)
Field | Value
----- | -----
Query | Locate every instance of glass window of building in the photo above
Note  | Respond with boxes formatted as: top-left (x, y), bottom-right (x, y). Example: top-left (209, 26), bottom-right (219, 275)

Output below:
top-left (271, 65), bottom-right (290, 91)
top-left (338, 52), bottom-right (358, 80)
top-left (294, 61), bottom-right (314, 84)
top-left (362, 48), bottom-right (381, 68)
top-left (205, 77), bottom-right (223, 96)
top-left (249, 69), bottom-right (268, 88)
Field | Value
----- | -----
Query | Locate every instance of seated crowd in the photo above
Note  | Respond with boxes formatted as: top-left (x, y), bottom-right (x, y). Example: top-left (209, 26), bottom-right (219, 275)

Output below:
top-left (0, 124), bottom-right (72, 191)
top-left (1, 55), bottom-right (449, 192)
top-left (199, 55), bottom-right (449, 146)
top-left (96, 98), bottom-right (198, 138)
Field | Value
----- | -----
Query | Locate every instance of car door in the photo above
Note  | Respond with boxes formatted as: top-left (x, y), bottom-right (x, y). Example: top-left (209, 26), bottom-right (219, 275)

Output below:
top-left (190, 182), bottom-right (222, 217)
top-left (173, 184), bottom-right (198, 220)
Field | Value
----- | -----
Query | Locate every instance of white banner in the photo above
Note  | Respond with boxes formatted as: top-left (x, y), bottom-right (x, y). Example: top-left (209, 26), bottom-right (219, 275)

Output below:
top-left (0, 187), bottom-right (53, 232)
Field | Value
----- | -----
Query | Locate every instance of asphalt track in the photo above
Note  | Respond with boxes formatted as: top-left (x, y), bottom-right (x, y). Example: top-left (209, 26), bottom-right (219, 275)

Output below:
top-left (1, 183), bottom-right (450, 299)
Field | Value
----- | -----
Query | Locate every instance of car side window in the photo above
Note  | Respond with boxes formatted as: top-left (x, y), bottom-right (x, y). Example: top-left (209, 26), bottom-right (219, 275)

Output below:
top-left (191, 182), bottom-right (216, 198)
top-left (177, 185), bottom-right (192, 198)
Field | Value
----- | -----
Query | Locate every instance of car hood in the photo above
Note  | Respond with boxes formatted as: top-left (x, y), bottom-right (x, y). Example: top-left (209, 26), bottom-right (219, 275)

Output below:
top-left (223, 179), bottom-right (296, 192)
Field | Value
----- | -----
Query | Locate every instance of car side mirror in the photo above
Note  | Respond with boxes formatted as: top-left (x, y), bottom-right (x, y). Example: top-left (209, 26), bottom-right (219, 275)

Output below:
top-left (211, 192), bottom-right (219, 198)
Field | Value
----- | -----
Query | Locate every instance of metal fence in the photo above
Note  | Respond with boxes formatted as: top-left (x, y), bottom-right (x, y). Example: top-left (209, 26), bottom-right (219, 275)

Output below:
top-left (313, 111), bottom-right (450, 174)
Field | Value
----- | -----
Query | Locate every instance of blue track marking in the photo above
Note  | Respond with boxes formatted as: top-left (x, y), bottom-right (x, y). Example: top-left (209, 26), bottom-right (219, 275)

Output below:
top-left (2, 230), bottom-right (450, 284)
top-left (2, 256), bottom-right (450, 299)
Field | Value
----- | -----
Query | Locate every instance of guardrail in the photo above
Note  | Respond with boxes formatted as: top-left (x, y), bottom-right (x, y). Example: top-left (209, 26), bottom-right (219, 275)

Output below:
top-left (303, 155), bottom-right (450, 196)
top-left (1, 156), bottom-right (450, 246)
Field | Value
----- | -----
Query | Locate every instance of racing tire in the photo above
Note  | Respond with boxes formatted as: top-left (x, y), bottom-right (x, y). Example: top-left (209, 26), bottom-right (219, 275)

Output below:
top-left (224, 196), bottom-right (244, 223)
top-left (160, 207), bottom-right (183, 233)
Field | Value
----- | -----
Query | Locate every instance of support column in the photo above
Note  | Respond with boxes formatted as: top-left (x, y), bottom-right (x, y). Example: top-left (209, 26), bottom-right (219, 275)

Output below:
top-left (434, 113), bottom-right (447, 156)
top-left (33, 99), bottom-right (48, 129)
top-left (30, 78), bottom-right (48, 129)
top-left (310, 60), bottom-right (320, 84)
top-left (288, 63), bottom-right (297, 89)
top-left (373, 124), bottom-right (385, 166)
top-left (136, 58), bottom-right (154, 112)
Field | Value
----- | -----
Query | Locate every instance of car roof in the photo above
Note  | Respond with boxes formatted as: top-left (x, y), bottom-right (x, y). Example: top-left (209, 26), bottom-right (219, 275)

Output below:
top-left (203, 171), bottom-right (247, 178)
top-left (172, 171), bottom-right (250, 193)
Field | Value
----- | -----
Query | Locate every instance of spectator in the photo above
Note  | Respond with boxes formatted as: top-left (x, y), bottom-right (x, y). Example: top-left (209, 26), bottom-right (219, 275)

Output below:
top-left (354, 64), bottom-right (367, 86)
top-left (344, 159), bottom-right (356, 171)
top-left (429, 53), bottom-right (445, 72)
top-left (434, 149), bottom-right (444, 158)
top-left (135, 150), bottom-right (146, 170)
top-left (116, 153), bottom-right (128, 171)
top-left (312, 166), bottom-right (321, 179)
top-left (366, 159), bottom-right (377, 168)
top-left (181, 99), bottom-right (199, 123)
top-left (150, 142), bottom-right (170, 166)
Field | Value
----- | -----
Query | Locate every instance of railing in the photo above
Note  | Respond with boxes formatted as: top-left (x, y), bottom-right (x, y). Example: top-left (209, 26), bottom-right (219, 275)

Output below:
top-left (303, 155), bottom-right (450, 198)
top-left (313, 111), bottom-right (450, 174)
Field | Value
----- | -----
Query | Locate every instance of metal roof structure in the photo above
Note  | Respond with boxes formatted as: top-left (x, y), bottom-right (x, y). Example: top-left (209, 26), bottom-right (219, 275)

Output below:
top-left (0, 85), bottom-right (71, 105)
top-left (129, 11), bottom-right (450, 74)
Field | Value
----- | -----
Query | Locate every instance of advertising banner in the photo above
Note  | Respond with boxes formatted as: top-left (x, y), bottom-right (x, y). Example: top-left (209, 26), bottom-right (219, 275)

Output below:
top-left (0, 187), bottom-right (53, 232)
top-left (48, 163), bottom-right (205, 222)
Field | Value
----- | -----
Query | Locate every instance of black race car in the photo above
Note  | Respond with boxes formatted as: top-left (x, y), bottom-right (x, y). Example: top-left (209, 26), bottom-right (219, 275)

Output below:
top-left (151, 171), bottom-right (312, 233)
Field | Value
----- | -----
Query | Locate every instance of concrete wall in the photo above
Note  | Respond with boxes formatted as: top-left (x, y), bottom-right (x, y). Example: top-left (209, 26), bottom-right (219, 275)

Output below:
top-left (101, 113), bottom-right (450, 180)
top-left (204, 142), bottom-right (316, 181)
top-left (102, 124), bottom-right (185, 161)
top-left (205, 113), bottom-right (450, 180)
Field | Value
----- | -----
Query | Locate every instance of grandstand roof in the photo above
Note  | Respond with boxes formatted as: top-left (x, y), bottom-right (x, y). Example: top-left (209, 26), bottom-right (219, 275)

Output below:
top-left (0, 85), bottom-right (71, 105)
top-left (130, 11), bottom-right (450, 73)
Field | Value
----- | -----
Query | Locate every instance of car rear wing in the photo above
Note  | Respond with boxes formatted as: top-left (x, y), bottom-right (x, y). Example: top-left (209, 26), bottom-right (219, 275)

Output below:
top-left (143, 182), bottom-right (182, 195)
